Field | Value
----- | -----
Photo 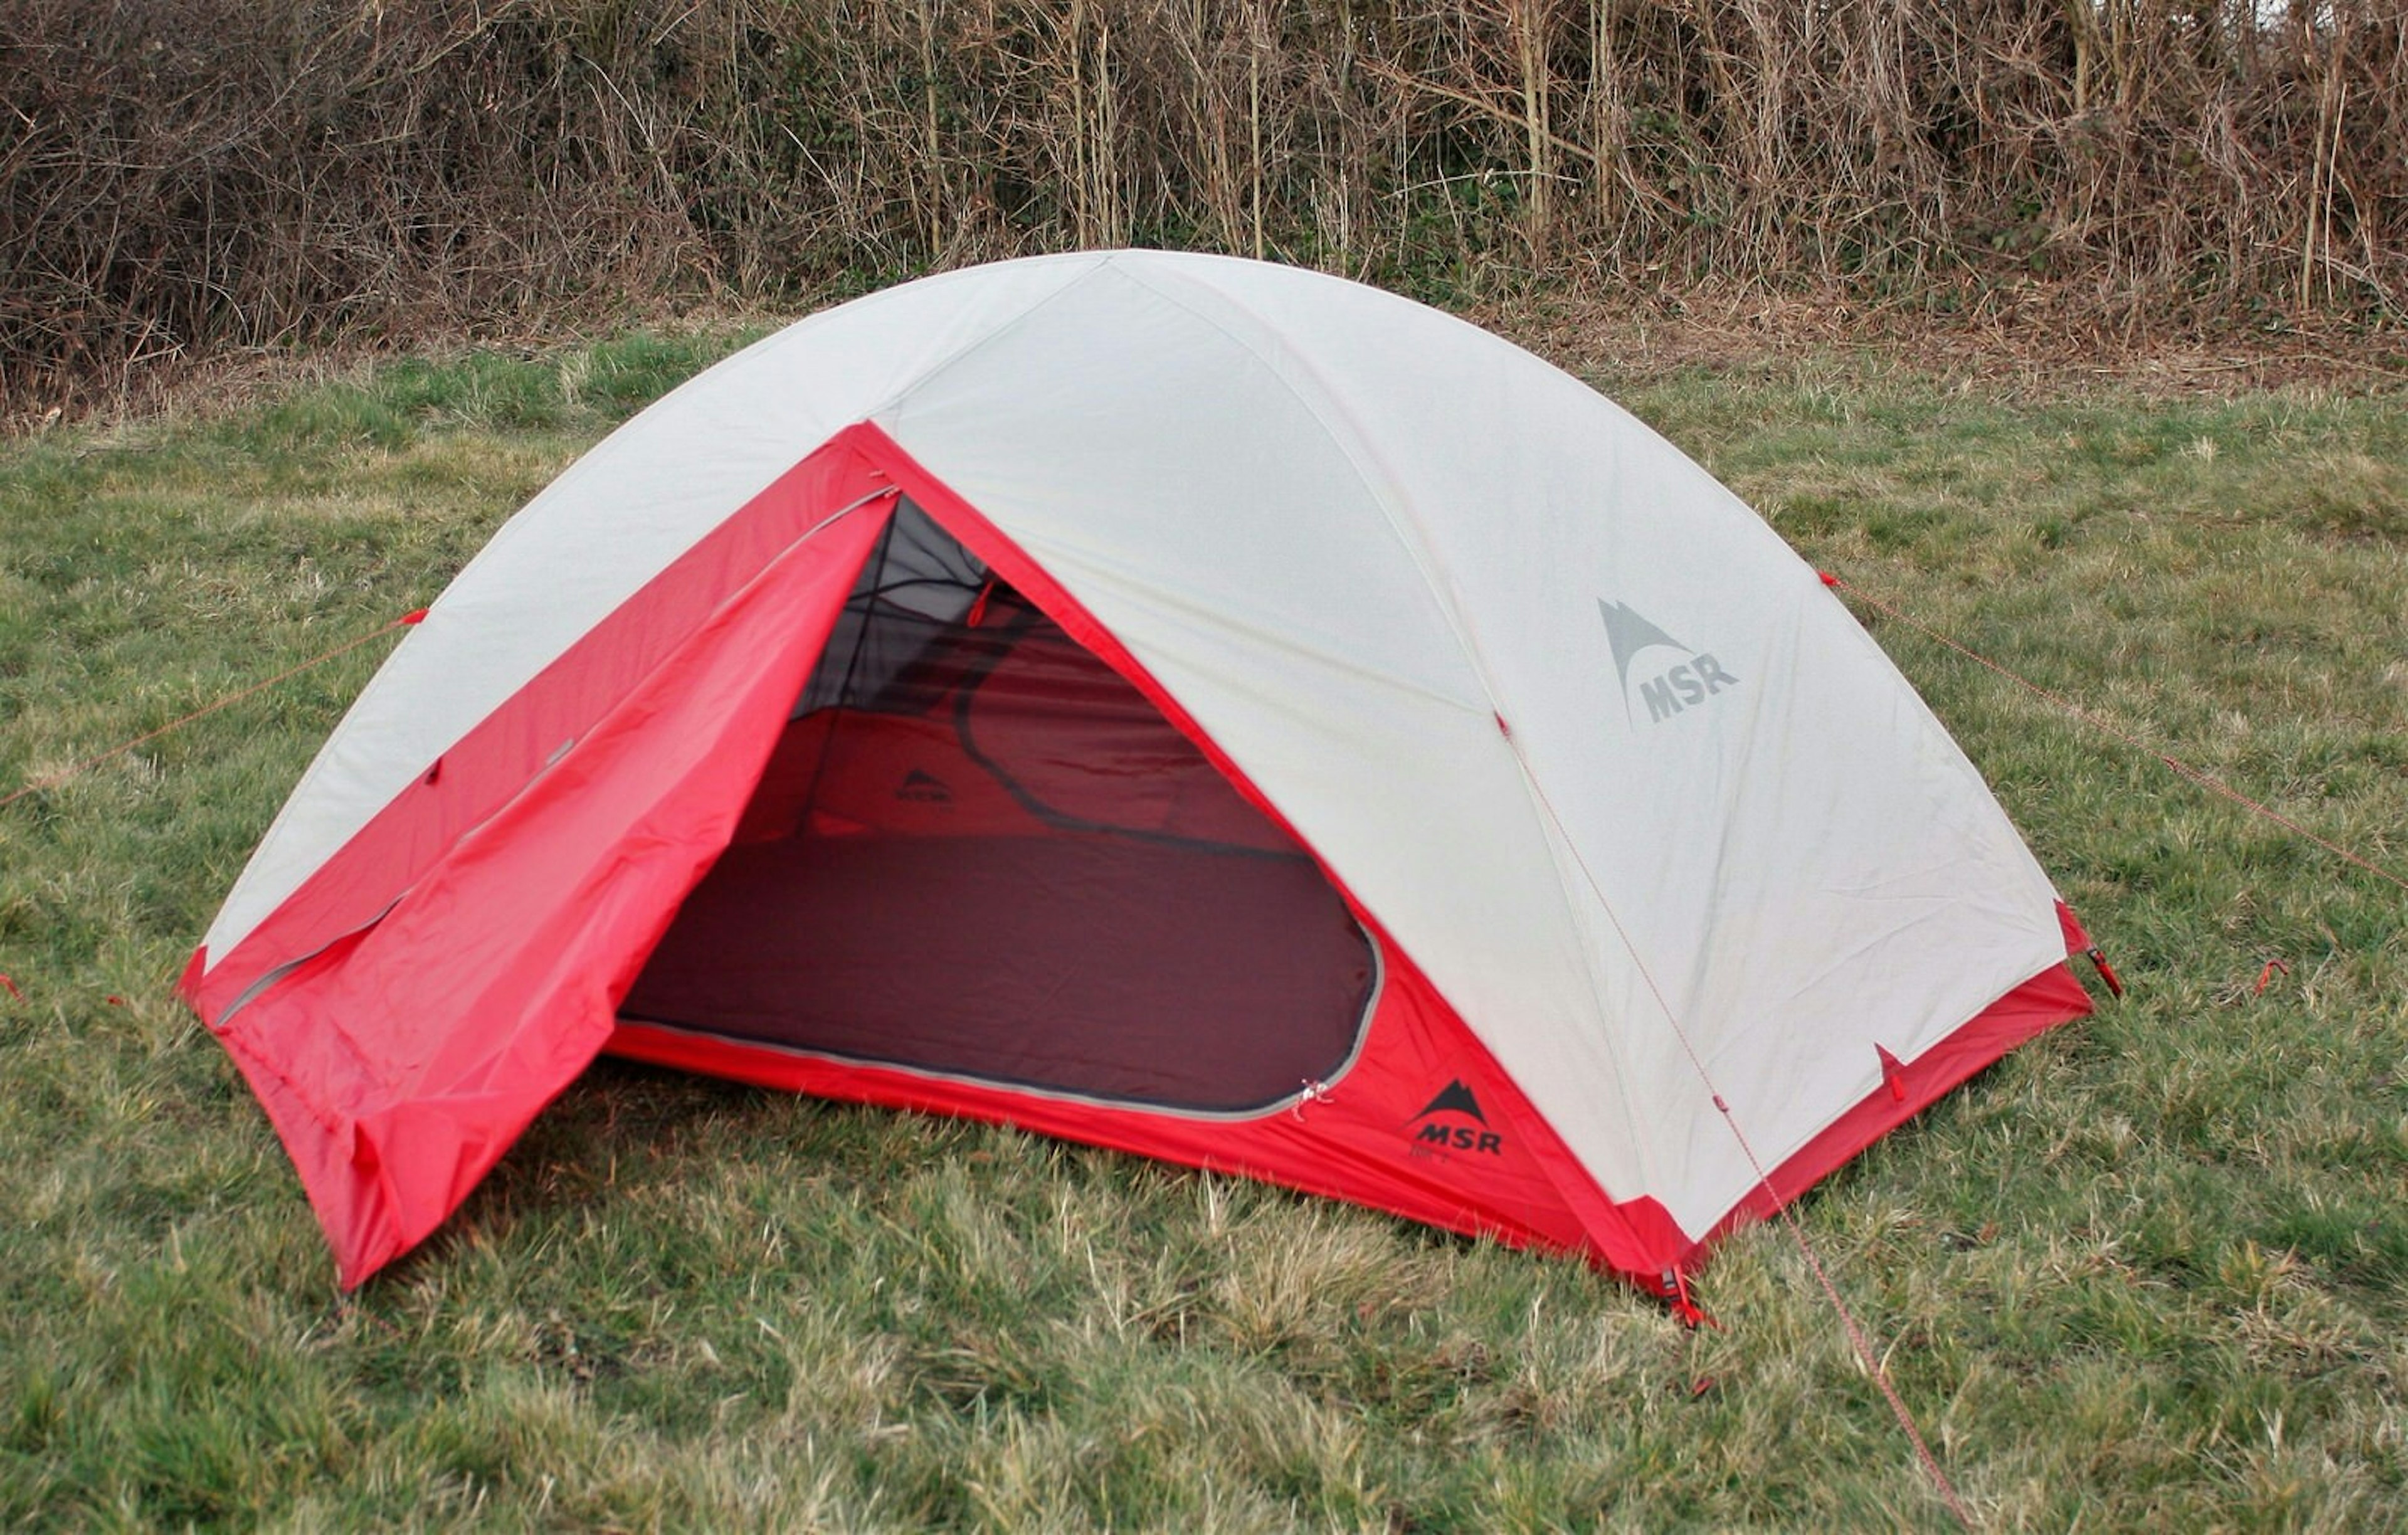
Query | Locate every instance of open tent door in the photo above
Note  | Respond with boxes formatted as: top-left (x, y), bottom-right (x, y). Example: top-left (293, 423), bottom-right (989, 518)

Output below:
top-left (608, 478), bottom-right (1646, 1274)
top-left (194, 444), bottom-right (900, 1287)
top-left (621, 502), bottom-right (1380, 1109)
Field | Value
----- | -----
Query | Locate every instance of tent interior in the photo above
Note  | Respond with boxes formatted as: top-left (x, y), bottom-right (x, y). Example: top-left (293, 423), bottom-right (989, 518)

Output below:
top-left (620, 502), bottom-right (1378, 1112)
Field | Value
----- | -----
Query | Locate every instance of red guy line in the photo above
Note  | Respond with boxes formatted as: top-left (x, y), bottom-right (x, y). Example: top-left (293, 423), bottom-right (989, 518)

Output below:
top-left (0, 613), bottom-right (418, 815)
top-left (1501, 741), bottom-right (1980, 1532)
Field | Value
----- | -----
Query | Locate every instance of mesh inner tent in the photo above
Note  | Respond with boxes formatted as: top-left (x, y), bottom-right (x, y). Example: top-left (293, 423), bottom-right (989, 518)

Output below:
top-left (620, 500), bottom-right (1377, 1112)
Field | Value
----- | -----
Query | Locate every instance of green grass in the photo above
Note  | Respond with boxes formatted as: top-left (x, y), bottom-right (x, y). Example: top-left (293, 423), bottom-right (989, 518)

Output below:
top-left (3, 334), bottom-right (2405, 1530)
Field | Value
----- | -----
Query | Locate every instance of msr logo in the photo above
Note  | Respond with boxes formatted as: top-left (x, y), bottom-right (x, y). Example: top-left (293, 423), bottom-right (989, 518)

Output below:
top-left (1598, 598), bottom-right (1741, 725)
top-left (895, 768), bottom-right (953, 804)
top-left (1408, 1079), bottom-right (1504, 1157)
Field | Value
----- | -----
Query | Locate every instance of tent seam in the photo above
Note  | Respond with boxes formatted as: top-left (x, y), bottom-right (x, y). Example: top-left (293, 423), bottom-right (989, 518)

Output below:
top-left (1102, 258), bottom-right (1666, 1208)
top-left (869, 255), bottom-right (1124, 429)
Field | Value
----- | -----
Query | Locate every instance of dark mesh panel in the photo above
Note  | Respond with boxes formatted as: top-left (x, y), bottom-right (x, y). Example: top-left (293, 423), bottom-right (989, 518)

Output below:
top-left (621, 502), bottom-right (1375, 1112)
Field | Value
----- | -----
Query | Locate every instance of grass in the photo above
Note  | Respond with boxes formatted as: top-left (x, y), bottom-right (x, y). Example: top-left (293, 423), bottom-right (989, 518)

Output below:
top-left (3, 330), bottom-right (2405, 1531)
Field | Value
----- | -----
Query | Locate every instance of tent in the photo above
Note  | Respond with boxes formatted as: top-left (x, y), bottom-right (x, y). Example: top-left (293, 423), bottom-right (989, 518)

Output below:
top-left (182, 251), bottom-right (2098, 1292)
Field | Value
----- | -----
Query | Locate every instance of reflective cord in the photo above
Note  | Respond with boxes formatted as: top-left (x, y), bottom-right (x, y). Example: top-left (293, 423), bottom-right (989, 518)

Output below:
top-left (0, 612), bottom-right (421, 815)
top-left (1499, 714), bottom-right (1980, 1532)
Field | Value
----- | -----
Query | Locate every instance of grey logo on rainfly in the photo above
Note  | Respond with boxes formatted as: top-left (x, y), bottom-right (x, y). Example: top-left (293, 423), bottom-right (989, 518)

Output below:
top-left (1599, 598), bottom-right (1740, 724)
top-left (897, 768), bottom-right (954, 803)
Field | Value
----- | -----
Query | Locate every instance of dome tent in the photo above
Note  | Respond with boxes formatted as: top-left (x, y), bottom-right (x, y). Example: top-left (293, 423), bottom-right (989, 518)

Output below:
top-left (182, 251), bottom-right (2097, 1292)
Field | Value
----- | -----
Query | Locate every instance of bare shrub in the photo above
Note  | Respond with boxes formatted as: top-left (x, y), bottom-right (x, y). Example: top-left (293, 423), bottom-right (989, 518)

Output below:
top-left (3, 1), bottom-right (2400, 415)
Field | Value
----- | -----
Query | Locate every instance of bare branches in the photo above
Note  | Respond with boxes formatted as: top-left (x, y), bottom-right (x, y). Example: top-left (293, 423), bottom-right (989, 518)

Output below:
top-left (4, 0), bottom-right (2401, 416)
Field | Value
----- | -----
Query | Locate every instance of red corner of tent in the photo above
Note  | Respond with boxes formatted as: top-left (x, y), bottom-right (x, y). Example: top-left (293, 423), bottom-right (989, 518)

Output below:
top-left (208, 1022), bottom-right (411, 1288)
top-left (1692, 952), bottom-right (2093, 1256)
top-left (2056, 898), bottom-right (2091, 954)
top-left (177, 944), bottom-right (208, 1006)
top-left (214, 998), bottom-right (638, 1287)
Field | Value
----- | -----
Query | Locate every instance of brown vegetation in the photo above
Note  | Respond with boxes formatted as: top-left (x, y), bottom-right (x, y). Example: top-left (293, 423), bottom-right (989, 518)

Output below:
top-left (4, 0), bottom-right (2402, 414)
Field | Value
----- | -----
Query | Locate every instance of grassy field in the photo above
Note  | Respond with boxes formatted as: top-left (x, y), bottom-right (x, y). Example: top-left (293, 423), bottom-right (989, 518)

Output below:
top-left (2, 329), bottom-right (2404, 1531)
